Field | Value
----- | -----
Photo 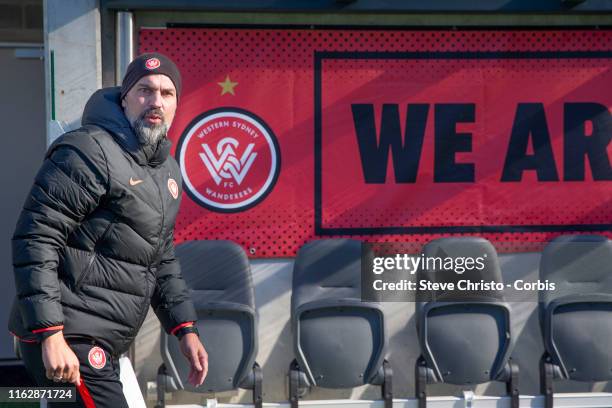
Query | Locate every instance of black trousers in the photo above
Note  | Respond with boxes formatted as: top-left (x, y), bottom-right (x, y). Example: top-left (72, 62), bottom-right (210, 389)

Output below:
top-left (19, 340), bottom-right (129, 408)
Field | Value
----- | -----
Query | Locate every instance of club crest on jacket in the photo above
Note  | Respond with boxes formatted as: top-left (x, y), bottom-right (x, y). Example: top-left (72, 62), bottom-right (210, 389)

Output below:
top-left (168, 178), bottom-right (179, 199)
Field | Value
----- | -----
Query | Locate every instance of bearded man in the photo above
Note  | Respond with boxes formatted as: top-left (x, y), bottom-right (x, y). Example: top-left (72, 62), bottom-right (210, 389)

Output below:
top-left (8, 53), bottom-right (207, 408)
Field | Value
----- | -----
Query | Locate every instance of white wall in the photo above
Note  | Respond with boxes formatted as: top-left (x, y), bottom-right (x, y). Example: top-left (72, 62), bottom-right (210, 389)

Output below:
top-left (44, 0), bottom-right (101, 140)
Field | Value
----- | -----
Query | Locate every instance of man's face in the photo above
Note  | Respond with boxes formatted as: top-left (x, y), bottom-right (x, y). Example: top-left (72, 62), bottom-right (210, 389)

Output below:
top-left (121, 74), bottom-right (177, 145)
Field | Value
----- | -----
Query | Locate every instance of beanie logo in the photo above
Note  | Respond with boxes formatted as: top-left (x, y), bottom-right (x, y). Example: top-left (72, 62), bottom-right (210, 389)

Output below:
top-left (145, 57), bottom-right (161, 70)
top-left (168, 178), bottom-right (179, 199)
top-left (177, 108), bottom-right (280, 213)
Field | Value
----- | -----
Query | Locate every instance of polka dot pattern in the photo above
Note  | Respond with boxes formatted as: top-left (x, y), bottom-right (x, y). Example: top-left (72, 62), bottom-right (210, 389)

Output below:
top-left (140, 28), bottom-right (612, 257)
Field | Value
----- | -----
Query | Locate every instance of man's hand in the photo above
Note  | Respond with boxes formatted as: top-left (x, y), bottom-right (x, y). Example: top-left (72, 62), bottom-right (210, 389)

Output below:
top-left (41, 331), bottom-right (81, 385)
top-left (179, 333), bottom-right (208, 387)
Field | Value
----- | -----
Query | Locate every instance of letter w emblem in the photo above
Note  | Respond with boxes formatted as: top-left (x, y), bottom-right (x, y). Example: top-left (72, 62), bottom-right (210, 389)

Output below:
top-left (200, 137), bottom-right (257, 185)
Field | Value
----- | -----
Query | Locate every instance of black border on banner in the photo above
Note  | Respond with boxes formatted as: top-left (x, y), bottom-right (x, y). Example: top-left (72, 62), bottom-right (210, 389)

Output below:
top-left (314, 50), bottom-right (612, 236)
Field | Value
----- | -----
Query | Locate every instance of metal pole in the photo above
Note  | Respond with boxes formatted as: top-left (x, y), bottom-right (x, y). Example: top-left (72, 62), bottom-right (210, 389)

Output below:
top-left (115, 10), bottom-right (134, 85)
top-left (116, 10), bottom-right (135, 365)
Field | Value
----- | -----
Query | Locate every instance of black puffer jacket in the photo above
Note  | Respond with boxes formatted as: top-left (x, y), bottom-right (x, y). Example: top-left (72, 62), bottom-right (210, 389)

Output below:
top-left (9, 87), bottom-right (197, 355)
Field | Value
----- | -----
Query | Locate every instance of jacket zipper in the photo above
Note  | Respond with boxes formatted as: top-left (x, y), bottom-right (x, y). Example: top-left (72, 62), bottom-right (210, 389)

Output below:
top-left (130, 169), bottom-right (166, 338)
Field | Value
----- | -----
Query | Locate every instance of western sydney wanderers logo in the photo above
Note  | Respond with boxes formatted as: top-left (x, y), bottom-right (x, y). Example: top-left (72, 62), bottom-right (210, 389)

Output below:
top-left (145, 57), bottom-right (160, 70)
top-left (177, 108), bottom-right (280, 212)
top-left (88, 346), bottom-right (106, 370)
top-left (201, 137), bottom-right (256, 186)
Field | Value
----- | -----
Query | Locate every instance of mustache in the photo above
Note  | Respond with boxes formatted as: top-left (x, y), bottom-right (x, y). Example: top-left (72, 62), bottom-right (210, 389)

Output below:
top-left (139, 107), bottom-right (165, 122)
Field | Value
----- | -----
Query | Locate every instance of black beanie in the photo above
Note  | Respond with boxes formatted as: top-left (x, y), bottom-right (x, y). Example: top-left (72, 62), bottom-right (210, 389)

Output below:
top-left (120, 52), bottom-right (182, 101)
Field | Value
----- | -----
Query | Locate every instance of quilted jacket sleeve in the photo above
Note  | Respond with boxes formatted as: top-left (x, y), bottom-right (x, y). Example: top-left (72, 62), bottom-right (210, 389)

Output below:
top-left (151, 229), bottom-right (198, 335)
top-left (11, 131), bottom-right (109, 337)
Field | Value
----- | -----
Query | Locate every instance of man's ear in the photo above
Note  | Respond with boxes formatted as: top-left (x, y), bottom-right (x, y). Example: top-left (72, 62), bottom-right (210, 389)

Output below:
top-left (121, 97), bottom-right (126, 109)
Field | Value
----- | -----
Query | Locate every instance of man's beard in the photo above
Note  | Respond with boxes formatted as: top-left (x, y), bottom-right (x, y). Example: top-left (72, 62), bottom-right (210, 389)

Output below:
top-left (131, 108), bottom-right (169, 146)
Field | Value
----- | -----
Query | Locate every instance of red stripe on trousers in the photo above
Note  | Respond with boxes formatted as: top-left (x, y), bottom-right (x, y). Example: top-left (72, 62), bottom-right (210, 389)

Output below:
top-left (77, 379), bottom-right (96, 408)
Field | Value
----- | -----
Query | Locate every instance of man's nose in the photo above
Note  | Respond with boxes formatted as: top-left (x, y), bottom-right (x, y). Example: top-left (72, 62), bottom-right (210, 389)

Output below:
top-left (149, 90), bottom-right (163, 108)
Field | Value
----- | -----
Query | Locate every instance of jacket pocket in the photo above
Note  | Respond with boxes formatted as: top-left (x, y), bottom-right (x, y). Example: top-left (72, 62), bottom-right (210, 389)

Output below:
top-left (76, 214), bottom-right (116, 290)
top-left (75, 252), bottom-right (96, 290)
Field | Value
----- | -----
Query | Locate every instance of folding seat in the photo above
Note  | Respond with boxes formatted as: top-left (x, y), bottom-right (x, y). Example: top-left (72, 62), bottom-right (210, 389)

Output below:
top-left (539, 235), bottom-right (612, 408)
top-left (289, 239), bottom-right (392, 408)
top-left (155, 240), bottom-right (261, 408)
top-left (415, 237), bottom-right (518, 408)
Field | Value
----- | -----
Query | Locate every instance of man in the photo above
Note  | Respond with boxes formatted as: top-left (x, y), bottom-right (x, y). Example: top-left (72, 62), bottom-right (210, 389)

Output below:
top-left (8, 52), bottom-right (207, 407)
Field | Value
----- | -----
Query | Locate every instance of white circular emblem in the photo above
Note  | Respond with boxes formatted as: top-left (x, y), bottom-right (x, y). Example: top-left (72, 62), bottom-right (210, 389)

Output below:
top-left (168, 178), bottom-right (179, 199)
top-left (177, 108), bottom-right (280, 212)
top-left (88, 346), bottom-right (106, 370)
top-left (145, 57), bottom-right (160, 70)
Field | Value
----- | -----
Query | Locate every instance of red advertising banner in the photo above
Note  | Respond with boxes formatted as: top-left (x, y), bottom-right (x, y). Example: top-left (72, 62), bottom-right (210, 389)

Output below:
top-left (140, 29), bottom-right (612, 257)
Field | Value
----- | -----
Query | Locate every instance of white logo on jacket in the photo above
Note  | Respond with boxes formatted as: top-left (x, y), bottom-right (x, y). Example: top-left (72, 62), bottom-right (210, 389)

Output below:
top-left (168, 178), bottom-right (179, 199)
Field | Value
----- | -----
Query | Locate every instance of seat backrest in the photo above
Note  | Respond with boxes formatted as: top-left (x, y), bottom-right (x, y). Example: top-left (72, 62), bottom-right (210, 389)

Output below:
top-left (292, 238), bottom-right (362, 311)
top-left (291, 239), bottom-right (385, 388)
top-left (417, 237), bottom-right (511, 385)
top-left (162, 240), bottom-right (257, 392)
top-left (177, 239), bottom-right (255, 308)
top-left (540, 234), bottom-right (612, 306)
top-left (539, 234), bottom-right (612, 381)
top-left (418, 237), bottom-right (505, 303)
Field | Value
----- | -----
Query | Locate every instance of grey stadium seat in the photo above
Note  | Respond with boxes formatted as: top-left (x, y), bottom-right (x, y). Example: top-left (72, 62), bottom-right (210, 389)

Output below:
top-left (415, 237), bottom-right (518, 408)
top-left (289, 239), bottom-right (392, 408)
top-left (155, 240), bottom-right (261, 408)
top-left (539, 235), bottom-right (612, 408)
